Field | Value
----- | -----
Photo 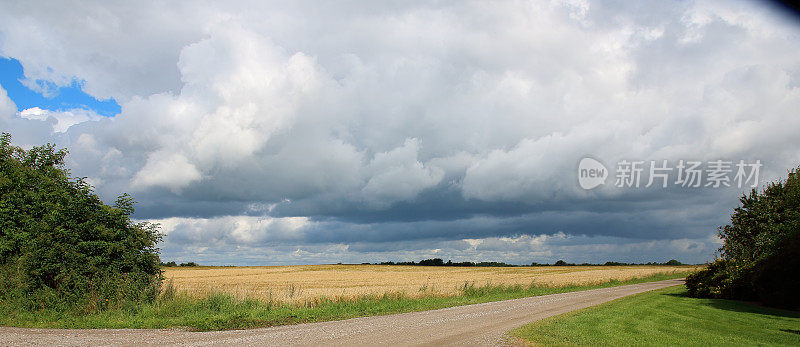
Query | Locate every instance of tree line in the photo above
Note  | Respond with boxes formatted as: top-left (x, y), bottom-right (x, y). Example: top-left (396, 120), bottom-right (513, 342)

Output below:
top-left (367, 258), bottom-right (684, 267)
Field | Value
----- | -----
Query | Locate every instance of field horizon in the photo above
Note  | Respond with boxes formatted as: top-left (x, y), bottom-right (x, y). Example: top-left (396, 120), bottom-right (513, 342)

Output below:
top-left (162, 264), bottom-right (698, 304)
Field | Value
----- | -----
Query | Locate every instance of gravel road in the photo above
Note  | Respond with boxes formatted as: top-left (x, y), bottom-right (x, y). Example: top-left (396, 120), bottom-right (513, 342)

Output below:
top-left (0, 278), bottom-right (683, 346)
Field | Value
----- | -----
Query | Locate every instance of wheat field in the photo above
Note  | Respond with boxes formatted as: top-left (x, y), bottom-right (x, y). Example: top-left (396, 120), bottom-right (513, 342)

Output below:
top-left (162, 264), bottom-right (697, 303)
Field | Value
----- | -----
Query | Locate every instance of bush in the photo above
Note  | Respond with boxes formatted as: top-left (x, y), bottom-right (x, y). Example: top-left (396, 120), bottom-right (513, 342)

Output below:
top-left (686, 166), bottom-right (800, 309)
top-left (0, 133), bottom-right (163, 311)
top-left (685, 259), bottom-right (753, 299)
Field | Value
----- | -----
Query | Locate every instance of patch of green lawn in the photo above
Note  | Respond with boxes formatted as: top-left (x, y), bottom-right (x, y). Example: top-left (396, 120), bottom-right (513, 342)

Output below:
top-left (0, 272), bottom-right (688, 331)
top-left (511, 286), bottom-right (800, 346)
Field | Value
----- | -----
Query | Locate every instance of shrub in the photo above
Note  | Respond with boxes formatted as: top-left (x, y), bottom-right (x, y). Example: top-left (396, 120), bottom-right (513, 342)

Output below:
top-left (0, 133), bottom-right (162, 310)
top-left (686, 166), bottom-right (800, 309)
top-left (684, 259), bottom-right (750, 299)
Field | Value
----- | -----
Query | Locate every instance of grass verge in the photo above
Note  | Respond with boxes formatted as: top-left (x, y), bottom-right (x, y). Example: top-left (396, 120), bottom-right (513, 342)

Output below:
top-left (0, 272), bottom-right (688, 331)
top-left (511, 285), bottom-right (800, 346)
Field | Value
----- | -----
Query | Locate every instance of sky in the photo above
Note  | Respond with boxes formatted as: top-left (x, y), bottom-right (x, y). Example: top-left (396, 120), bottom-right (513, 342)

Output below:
top-left (1, 0), bottom-right (799, 265)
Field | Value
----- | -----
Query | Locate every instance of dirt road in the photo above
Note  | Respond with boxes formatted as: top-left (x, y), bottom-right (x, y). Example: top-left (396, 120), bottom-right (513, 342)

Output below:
top-left (0, 279), bottom-right (683, 346)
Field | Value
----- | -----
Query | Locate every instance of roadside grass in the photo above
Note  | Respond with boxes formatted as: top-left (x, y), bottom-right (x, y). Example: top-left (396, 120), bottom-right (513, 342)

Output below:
top-left (511, 286), bottom-right (800, 346)
top-left (0, 272), bottom-right (688, 331)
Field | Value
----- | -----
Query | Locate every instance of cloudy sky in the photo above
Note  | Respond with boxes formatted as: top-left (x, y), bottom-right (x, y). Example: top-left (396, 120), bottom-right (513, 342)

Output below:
top-left (1, 0), bottom-right (799, 265)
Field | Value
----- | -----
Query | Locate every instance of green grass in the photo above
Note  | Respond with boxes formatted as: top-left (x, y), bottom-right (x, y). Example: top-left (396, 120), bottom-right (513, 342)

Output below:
top-left (511, 286), bottom-right (800, 346)
top-left (0, 272), bottom-right (688, 331)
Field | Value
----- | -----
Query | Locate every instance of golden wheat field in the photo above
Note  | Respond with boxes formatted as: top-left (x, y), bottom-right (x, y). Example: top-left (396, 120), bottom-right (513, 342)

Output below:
top-left (162, 264), bottom-right (698, 303)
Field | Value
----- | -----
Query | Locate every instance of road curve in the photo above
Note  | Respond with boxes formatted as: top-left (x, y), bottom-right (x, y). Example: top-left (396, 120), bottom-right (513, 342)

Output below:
top-left (1, 278), bottom-right (683, 346)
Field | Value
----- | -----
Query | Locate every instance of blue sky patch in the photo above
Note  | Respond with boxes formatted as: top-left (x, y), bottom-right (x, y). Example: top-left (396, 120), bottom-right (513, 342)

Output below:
top-left (0, 57), bottom-right (120, 117)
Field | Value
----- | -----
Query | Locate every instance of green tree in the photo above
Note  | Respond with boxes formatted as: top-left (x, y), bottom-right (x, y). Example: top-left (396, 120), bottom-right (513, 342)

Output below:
top-left (0, 133), bottom-right (163, 311)
top-left (686, 166), bottom-right (800, 309)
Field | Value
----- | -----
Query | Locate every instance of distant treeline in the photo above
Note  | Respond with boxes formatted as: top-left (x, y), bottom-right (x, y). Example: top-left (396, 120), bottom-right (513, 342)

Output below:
top-left (535, 259), bottom-right (684, 266)
top-left (374, 258), bottom-right (516, 267)
top-left (367, 258), bottom-right (684, 267)
top-left (160, 261), bottom-right (199, 267)
top-left (162, 259), bottom-right (686, 267)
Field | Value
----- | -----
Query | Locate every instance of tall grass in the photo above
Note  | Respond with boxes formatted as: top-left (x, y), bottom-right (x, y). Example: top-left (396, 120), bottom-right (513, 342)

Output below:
top-left (0, 271), bottom-right (689, 331)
